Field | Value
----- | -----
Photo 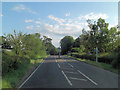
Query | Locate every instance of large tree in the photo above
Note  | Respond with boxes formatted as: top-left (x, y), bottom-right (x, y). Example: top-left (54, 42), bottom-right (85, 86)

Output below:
top-left (60, 36), bottom-right (74, 54)
top-left (42, 35), bottom-right (57, 55)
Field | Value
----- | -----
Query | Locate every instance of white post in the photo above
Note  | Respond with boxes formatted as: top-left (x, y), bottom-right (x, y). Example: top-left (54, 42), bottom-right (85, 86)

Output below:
top-left (96, 47), bottom-right (98, 63)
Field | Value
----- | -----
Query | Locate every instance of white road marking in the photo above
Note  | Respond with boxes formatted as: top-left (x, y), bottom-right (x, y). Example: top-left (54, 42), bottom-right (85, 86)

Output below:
top-left (55, 57), bottom-right (57, 63)
top-left (62, 71), bottom-right (72, 86)
top-left (65, 71), bottom-right (78, 74)
top-left (68, 63), bottom-right (74, 68)
top-left (61, 68), bottom-right (73, 70)
top-left (57, 63), bottom-right (61, 68)
top-left (18, 60), bottom-right (44, 88)
top-left (77, 70), bottom-right (98, 85)
top-left (69, 77), bottom-right (87, 81)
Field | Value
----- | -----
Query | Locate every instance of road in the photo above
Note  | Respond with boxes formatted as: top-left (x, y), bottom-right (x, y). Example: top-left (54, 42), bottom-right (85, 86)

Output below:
top-left (18, 55), bottom-right (119, 88)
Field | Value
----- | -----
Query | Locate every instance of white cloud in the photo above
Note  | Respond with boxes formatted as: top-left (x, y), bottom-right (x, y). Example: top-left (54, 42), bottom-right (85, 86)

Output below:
top-left (24, 19), bottom-right (34, 23)
top-left (42, 21), bottom-right (83, 36)
top-left (13, 4), bottom-right (25, 11)
top-left (65, 12), bottom-right (70, 17)
top-left (26, 25), bottom-right (34, 30)
top-left (78, 12), bottom-right (109, 20)
top-left (24, 19), bottom-right (41, 24)
top-left (0, 14), bottom-right (3, 17)
top-left (38, 18), bottom-right (41, 20)
top-left (108, 24), bottom-right (118, 29)
top-left (25, 12), bottom-right (109, 47)
top-left (36, 25), bottom-right (40, 28)
top-left (35, 21), bottom-right (40, 24)
top-left (12, 4), bottom-right (37, 14)
top-left (48, 15), bottom-right (65, 24)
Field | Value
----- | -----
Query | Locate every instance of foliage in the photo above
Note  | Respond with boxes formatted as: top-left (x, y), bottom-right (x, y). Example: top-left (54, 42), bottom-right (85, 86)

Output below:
top-left (71, 52), bottom-right (119, 65)
top-left (71, 46), bottom-right (85, 53)
top-left (2, 58), bottom-right (43, 88)
top-left (111, 53), bottom-right (120, 69)
top-left (2, 31), bottom-right (47, 75)
top-left (69, 18), bottom-right (120, 69)
top-left (68, 55), bottom-right (119, 74)
top-left (42, 35), bottom-right (58, 55)
top-left (60, 36), bottom-right (74, 54)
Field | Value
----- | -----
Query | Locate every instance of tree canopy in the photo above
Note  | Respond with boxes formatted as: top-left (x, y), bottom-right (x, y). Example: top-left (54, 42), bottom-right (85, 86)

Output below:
top-left (60, 36), bottom-right (74, 54)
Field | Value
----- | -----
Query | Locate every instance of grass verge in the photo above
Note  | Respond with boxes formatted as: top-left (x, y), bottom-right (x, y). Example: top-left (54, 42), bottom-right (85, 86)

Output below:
top-left (2, 58), bottom-right (44, 88)
top-left (67, 55), bottom-right (119, 74)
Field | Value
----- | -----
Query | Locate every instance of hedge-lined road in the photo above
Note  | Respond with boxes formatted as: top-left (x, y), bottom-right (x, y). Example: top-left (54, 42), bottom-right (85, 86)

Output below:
top-left (18, 56), bottom-right (118, 88)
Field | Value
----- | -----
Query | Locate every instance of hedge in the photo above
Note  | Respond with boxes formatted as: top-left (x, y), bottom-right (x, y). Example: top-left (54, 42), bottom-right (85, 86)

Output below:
top-left (71, 53), bottom-right (115, 64)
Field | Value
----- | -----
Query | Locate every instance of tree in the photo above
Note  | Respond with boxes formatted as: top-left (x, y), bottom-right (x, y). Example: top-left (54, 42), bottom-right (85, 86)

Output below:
top-left (22, 33), bottom-right (46, 59)
top-left (1, 36), bottom-right (11, 49)
top-left (73, 37), bottom-right (81, 47)
top-left (60, 36), bottom-right (74, 55)
top-left (42, 35), bottom-right (57, 55)
top-left (87, 18), bottom-right (113, 53)
top-left (8, 30), bottom-right (26, 61)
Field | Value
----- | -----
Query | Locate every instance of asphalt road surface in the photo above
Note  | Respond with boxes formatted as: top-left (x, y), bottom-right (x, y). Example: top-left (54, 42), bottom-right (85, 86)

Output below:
top-left (18, 55), bottom-right (119, 88)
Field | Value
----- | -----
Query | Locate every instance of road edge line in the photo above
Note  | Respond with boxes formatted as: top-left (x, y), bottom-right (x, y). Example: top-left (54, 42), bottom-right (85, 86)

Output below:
top-left (68, 63), bottom-right (74, 68)
top-left (18, 60), bottom-right (44, 88)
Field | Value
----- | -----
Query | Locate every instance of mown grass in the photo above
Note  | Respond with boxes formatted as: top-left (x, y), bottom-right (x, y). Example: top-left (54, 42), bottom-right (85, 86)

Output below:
top-left (67, 55), bottom-right (119, 74)
top-left (2, 58), bottom-right (44, 88)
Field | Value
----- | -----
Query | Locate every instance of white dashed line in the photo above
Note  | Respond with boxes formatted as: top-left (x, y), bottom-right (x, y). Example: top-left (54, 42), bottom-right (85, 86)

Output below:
top-left (77, 70), bottom-right (98, 85)
top-left (65, 71), bottom-right (78, 74)
top-left (62, 71), bottom-right (72, 86)
top-left (57, 63), bottom-right (61, 68)
top-left (68, 63), bottom-right (74, 68)
top-left (61, 68), bottom-right (73, 70)
top-left (18, 60), bottom-right (44, 88)
top-left (69, 77), bottom-right (87, 81)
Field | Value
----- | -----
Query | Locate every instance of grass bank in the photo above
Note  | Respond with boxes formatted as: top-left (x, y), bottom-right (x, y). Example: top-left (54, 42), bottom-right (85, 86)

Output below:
top-left (67, 55), bottom-right (119, 74)
top-left (2, 58), bottom-right (44, 88)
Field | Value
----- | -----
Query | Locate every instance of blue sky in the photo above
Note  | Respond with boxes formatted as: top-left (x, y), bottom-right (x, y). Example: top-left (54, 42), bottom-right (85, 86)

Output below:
top-left (1, 2), bottom-right (118, 47)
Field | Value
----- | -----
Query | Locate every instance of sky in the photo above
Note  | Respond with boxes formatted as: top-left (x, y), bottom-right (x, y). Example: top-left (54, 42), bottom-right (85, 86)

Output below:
top-left (1, 2), bottom-right (118, 47)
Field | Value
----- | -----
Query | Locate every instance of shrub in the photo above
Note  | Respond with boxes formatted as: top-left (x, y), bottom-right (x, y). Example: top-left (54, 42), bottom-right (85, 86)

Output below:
top-left (72, 52), bottom-right (117, 64)
top-left (111, 53), bottom-right (120, 69)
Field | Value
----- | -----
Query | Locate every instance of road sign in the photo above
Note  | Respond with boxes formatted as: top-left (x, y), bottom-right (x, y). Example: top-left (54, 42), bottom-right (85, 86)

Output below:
top-left (58, 47), bottom-right (61, 52)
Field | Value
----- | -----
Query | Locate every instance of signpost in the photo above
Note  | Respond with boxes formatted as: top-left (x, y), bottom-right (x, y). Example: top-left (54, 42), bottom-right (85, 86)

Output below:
top-left (96, 47), bottom-right (98, 63)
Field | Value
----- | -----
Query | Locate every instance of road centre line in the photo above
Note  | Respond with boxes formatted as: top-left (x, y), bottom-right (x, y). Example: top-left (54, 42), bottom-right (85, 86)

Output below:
top-left (55, 57), bottom-right (57, 63)
top-left (62, 71), bottom-right (72, 86)
top-left (69, 77), bottom-right (87, 81)
top-left (57, 63), bottom-right (61, 68)
top-left (18, 60), bottom-right (44, 88)
top-left (68, 63), bottom-right (74, 68)
top-left (77, 70), bottom-right (98, 85)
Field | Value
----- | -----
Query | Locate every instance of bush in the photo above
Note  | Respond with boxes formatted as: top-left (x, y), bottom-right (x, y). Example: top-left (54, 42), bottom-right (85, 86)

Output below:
top-left (112, 53), bottom-right (120, 69)
top-left (2, 51), bottom-right (14, 74)
top-left (72, 53), bottom-right (96, 61)
top-left (72, 52), bottom-right (117, 64)
top-left (2, 50), bottom-right (30, 75)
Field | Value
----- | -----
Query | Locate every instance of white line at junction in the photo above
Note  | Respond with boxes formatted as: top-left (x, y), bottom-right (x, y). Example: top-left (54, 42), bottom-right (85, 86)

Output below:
top-left (77, 70), bottom-right (98, 85)
top-left (62, 70), bottom-right (72, 86)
